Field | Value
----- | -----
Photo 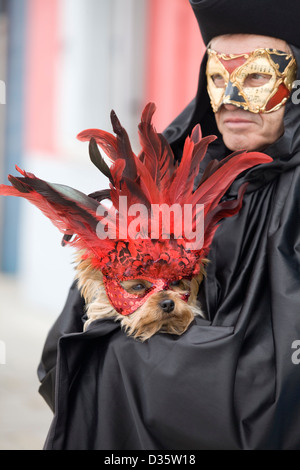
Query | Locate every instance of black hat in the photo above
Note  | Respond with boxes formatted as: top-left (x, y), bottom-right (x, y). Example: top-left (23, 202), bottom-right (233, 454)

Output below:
top-left (190, 0), bottom-right (300, 48)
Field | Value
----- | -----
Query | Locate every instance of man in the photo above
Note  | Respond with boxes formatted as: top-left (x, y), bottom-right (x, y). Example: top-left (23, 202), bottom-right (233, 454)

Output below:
top-left (39, 1), bottom-right (300, 449)
top-left (207, 34), bottom-right (292, 152)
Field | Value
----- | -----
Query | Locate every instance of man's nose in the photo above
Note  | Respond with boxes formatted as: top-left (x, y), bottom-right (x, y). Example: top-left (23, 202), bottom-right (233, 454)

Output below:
top-left (220, 80), bottom-right (247, 110)
top-left (222, 103), bottom-right (240, 111)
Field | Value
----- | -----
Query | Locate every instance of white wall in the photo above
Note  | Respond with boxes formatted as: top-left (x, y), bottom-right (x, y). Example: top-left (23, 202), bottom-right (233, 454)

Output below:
top-left (56, 0), bottom-right (147, 156)
top-left (19, 151), bottom-right (108, 315)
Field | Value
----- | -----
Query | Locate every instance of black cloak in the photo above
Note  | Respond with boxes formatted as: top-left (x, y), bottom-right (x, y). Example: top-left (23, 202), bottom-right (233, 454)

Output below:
top-left (38, 0), bottom-right (300, 450)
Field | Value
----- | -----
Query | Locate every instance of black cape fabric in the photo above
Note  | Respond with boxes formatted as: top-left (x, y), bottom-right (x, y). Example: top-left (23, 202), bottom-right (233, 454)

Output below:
top-left (38, 15), bottom-right (300, 450)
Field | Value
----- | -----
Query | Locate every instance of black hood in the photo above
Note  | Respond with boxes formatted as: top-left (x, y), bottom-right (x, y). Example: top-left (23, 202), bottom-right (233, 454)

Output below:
top-left (189, 0), bottom-right (300, 48)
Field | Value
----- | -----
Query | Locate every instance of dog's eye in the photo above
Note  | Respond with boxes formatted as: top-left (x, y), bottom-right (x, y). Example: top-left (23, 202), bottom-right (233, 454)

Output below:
top-left (168, 279), bottom-right (191, 292)
top-left (131, 283), bottom-right (146, 291)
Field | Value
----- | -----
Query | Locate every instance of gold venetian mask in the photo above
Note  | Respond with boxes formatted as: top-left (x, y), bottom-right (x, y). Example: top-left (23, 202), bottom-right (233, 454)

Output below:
top-left (206, 48), bottom-right (297, 113)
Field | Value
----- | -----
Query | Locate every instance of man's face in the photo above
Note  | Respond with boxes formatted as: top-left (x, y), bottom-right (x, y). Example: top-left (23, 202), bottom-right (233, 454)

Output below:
top-left (209, 35), bottom-right (293, 151)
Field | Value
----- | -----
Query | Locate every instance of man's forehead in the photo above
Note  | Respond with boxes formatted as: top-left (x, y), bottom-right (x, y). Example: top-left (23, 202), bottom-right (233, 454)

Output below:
top-left (209, 34), bottom-right (291, 55)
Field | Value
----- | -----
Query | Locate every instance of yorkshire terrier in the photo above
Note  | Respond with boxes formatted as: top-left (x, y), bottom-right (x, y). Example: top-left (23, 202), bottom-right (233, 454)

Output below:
top-left (76, 255), bottom-right (206, 342)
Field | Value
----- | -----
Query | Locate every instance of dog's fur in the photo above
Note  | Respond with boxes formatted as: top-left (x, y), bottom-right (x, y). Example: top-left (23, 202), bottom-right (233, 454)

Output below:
top-left (75, 255), bottom-right (206, 342)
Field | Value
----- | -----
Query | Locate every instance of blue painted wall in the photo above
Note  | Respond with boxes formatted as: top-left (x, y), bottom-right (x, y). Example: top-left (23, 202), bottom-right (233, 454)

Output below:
top-left (1, 0), bottom-right (26, 273)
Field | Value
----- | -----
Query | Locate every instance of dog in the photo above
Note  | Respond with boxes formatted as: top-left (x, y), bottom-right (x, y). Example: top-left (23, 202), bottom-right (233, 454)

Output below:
top-left (75, 254), bottom-right (207, 342)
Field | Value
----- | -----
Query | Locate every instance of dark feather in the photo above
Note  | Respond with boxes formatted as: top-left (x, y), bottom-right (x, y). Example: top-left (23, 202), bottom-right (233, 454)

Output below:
top-left (7, 175), bottom-right (30, 193)
top-left (89, 138), bottom-right (114, 184)
top-left (110, 110), bottom-right (137, 180)
top-left (61, 234), bottom-right (74, 247)
top-left (77, 128), bottom-right (119, 161)
top-left (10, 175), bottom-right (100, 231)
top-left (138, 103), bottom-right (174, 190)
top-left (122, 177), bottom-right (151, 210)
top-left (61, 188), bottom-right (112, 246)
top-left (88, 188), bottom-right (111, 202)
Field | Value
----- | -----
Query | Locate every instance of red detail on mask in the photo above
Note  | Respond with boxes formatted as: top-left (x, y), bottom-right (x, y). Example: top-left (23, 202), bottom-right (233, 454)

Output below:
top-left (265, 82), bottom-right (290, 111)
top-left (219, 56), bottom-right (247, 74)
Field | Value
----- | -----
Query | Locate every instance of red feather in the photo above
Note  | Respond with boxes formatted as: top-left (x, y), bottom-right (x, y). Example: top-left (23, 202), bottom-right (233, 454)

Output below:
top-left (77, 128), bottom-right (119, 161)
top-left (78, 110), bottom-right (138, 181)
top-left (138, 102), bottom-right (174, 191)
top-left (167, 127), bottom-right (216, 204)
top-left (0, 103), bottom-right (273, 280)
top-left (188, 151), bottom-right (272, 209)
top-left (0, 166), bottom-right (113, 260)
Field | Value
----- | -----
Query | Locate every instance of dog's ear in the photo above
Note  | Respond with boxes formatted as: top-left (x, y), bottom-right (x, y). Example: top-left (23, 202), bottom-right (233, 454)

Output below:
top-left (75, 254), bottom-right (104, 280)
top-left (75, 254), bottom-right (104, 304)
top-left (195, 260), bottom-right (209, 284)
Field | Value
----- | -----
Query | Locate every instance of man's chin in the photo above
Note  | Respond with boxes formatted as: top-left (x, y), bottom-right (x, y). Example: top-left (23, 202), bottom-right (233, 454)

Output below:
top-left (222, 134), bottom-right (256, 152)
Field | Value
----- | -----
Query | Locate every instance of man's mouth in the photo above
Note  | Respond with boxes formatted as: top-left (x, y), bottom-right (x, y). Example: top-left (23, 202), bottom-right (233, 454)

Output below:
top-left (223, 117), bottom-right (256, 129)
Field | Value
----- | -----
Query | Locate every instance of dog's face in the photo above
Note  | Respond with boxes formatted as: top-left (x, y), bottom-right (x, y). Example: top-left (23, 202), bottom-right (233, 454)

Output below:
top-left (76, 256), bottom-right (205, 342)
top-left (118, 277), bottom-right (202, 341)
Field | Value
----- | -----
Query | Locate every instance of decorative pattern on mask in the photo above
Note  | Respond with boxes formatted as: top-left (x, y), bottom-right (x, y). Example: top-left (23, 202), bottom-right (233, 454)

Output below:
top-left (206, 48), bottom-right (297, 113)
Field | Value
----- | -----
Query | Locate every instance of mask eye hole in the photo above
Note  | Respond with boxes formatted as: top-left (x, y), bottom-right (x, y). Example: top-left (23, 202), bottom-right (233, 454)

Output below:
top-left (131, 283), bottom-right (146, 291)
top-left (169, 279), bottom-right (191, 292)
top-left (243, 73), bottom-right (271, 87)
top-left (211, 73), bottom-right (226, 88)
top-left (120, 279), bottom-right (152, 296)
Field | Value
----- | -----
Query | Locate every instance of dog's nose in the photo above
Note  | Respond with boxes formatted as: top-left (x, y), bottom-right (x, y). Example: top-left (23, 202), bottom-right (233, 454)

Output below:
top-left (159, 299), bottom-right (175, 313)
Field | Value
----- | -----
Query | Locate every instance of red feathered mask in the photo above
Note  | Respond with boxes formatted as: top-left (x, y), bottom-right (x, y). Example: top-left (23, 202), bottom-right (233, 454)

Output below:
top-left (0, 103), bottom-right (272, 315)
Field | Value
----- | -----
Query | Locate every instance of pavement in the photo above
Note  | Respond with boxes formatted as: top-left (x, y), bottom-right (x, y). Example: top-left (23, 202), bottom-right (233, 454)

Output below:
top-left (0, 273), bottom-right (55, 450)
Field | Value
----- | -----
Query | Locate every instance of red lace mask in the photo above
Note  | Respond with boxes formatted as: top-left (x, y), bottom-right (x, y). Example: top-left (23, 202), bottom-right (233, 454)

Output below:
top-left (103, 276), bottom-right (190, 316)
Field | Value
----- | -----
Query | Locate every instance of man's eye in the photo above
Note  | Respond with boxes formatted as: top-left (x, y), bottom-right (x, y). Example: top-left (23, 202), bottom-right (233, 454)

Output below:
top-left (211, 74), bottom-right (226, 88)
top-left (243, 73), bottom-right (271, 87)
top-left (131, 283), bottom-right (146, 291)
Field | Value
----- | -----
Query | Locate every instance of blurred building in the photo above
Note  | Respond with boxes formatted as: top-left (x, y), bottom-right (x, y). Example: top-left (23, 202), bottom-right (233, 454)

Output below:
top-left (0, 0), bottom-right (204, 314)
